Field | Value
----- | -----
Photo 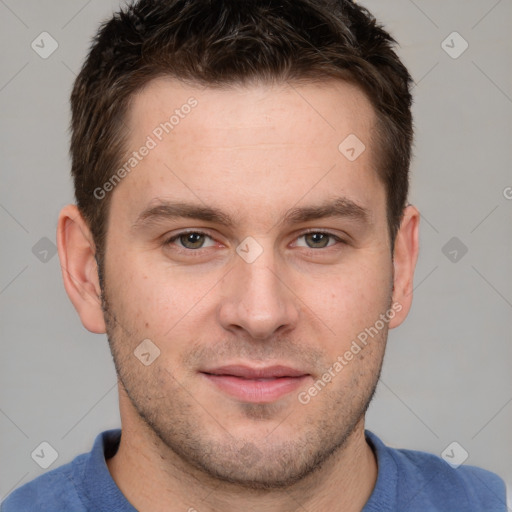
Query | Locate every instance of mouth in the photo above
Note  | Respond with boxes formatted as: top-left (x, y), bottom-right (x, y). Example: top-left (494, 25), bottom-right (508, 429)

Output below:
top-left (200, 365), bottom-right (311, 403)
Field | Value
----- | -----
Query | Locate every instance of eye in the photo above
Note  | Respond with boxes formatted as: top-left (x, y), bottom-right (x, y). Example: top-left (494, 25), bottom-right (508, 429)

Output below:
top-left (165, 231), bottom-right (216, 250)
top-left (295, 232), bottom-right (341, 249)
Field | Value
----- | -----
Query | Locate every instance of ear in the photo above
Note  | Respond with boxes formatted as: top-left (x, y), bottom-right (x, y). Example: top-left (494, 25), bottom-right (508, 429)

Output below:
top-left (56, 204), bottom-right (106, 334)
top-left (388, 204), bottom-right (420, 329)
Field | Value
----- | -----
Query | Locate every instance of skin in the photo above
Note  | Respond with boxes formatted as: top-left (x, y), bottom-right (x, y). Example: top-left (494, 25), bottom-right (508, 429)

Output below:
top-left (57, 78), bottom-right (419, 512)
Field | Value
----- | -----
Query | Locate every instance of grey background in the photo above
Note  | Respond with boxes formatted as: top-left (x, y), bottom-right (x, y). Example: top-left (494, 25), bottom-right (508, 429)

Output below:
top-left (1, 0), bottom-right (511, 504)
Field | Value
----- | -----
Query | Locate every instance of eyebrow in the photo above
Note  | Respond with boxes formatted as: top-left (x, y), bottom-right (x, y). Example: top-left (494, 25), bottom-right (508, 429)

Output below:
top-left (131, 197), bottom-right (370, 231)
top-left (132, 202), bottom-right (234, 230)
top-left (280, 197), bottom-right (370, 227)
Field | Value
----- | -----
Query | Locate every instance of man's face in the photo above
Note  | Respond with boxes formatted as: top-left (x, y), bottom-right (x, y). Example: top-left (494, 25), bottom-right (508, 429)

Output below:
top-left (102, 78), bottom-right (395, 487)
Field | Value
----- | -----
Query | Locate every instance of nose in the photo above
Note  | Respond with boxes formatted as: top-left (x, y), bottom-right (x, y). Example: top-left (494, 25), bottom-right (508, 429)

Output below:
top-left (217, 250), bottom-right (300, 340)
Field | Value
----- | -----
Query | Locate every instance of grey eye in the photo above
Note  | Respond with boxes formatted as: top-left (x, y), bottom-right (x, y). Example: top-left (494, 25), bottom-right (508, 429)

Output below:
top-left (296, 232), bottom-right (336, 249)
top-left (179, 232), bottom-right (208, 249)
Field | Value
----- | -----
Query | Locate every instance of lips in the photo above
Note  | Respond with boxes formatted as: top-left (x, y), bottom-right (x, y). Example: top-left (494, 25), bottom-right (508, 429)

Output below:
top-left (203, 365), bottom-right (308, 379)
top-left (201, 364), bottom-right (310, 403)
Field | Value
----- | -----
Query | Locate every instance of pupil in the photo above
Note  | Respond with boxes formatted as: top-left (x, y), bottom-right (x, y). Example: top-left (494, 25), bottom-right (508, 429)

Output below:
top-left (182, 233), bottom-right (204, 248)
top-left (307, 233), bottom-right (328, 248)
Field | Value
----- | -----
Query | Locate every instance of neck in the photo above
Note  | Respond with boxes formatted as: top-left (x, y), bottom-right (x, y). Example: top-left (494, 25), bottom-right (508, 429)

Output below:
top-left (107, 394), bottom-right (377, 512)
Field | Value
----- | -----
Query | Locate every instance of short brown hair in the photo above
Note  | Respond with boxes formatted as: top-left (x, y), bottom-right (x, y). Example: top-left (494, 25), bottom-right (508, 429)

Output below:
top-left (70, 0), bottom-right (413, 264)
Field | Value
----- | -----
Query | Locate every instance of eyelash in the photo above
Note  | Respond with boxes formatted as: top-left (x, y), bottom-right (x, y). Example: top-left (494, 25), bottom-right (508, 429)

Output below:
top-left (163, 229), bottom-right (346, 251)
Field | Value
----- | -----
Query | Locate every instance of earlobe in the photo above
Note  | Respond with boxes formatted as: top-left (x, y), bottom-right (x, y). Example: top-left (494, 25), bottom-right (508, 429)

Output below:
top-left (388, 204), bottom-right (420, 329)
top-left (56, 205), bottom-right (106, 334)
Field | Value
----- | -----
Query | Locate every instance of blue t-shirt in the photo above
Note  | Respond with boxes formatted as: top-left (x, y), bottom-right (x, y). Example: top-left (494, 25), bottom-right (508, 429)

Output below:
top-left (1, 429), bottom-right (506, 511)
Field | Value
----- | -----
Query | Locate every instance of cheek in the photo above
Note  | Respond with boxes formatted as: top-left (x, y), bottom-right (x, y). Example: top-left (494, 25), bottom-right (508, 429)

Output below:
top-left (307, 260), bottom-right (392, 344)
top-left (105, 257), bottom-right (216, 345)
top-left (116, 278), bottom-right (183, 335)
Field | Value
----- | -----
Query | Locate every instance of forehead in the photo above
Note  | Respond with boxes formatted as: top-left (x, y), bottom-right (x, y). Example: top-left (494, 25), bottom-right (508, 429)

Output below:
top-left (127, 77), bottom-right (376, 147)
top-left (113, 77), bottom-right (384, 228)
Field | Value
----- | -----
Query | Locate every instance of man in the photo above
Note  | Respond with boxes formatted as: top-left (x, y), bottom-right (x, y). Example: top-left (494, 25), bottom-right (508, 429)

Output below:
top-left (2, 0), bottom-right (507, 510)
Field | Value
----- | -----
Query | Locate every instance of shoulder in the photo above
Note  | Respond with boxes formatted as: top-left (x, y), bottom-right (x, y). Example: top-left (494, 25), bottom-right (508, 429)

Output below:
top-left (1, 430), bottom-right (123, 512)
top-left (392, 446), bottom-right (506, 510)
top-left (365, 430), bottom-right (507, 511)
top-left (1, 454), bottom-right (88, 512)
